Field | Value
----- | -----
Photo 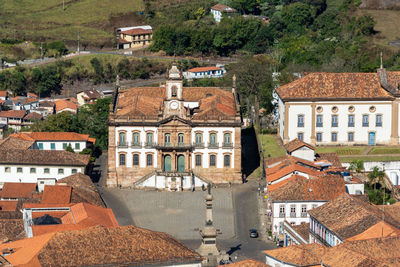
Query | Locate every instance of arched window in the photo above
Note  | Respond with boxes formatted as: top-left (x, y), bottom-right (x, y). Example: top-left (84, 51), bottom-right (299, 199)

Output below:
top-left (195, 133), bottom-right (202, 146)
top-left (171, 86), bottom-right (177, 97)
top-left (209, 154), bottom-right (216, 167)
top-left (133, 154), bottom-right (139, 166)
top-left (209, 133), bottom-right (217, 147)
top-left (146, 154), bottom-right (153, 166)
top-left (132, 132), bottom-right (140, 146)
top-left (223, 133), bottom-right (231, 147)
top-left (224, 154), bottom-right (231, 167)
top-left (119, 154), bottom-right (126, 166)
top-left (119, 132), bottom-right (126, 146)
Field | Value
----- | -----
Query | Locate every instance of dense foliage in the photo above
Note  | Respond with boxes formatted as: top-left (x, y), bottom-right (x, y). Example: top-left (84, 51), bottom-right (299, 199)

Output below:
top-left (148, 0), bottom-right (400, 73)
top-left (28, 98), bottom-right (111, 150)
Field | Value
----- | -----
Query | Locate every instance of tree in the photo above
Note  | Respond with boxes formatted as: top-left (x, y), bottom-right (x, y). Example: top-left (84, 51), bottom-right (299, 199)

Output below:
top-left (90, 57), bottom-right (104, 84)
top-left (281, 2), bottom-right (313, 33)
top-left (368, 166), bottom-right (385, 190)
top-left (229, 0), bottom-right (259, 14)
top-left (36, 66), bottom-right (62, 97)
top-left (229, 55), bottom-right (274, 126)
top-left (65, 144), bottom-right (75, 153)
top-left (349, 159), bottom-right (364, 173)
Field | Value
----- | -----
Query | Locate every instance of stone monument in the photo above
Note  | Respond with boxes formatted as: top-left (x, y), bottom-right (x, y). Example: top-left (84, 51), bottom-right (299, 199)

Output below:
top-left (197, 183), bottom-right (229, 266)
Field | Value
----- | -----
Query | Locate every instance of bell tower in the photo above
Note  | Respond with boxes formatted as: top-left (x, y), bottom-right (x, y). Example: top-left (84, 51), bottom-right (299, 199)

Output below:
top-left (164, 64), bottom-right (185, 117)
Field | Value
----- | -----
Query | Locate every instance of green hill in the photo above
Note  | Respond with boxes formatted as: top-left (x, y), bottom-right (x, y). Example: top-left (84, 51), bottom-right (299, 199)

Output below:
top-left (0, 0), bottom-right (144, 47)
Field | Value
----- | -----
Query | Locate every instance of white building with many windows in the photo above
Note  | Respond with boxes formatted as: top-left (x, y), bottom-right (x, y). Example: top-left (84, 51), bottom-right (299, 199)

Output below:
top-left (107, 65), bottom-right (242, 190)
top-left (0, 149), bottom-right (90, 185)
top-left (276, 69), bottom-right (400, 145)
top-left (11, 132), bottom-right (95, 152)
top-left (269, 175), bottom-right (345, 236)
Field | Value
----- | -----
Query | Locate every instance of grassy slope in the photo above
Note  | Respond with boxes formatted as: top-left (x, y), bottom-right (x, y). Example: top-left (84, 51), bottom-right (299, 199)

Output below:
top-left (0, 0), bottom-right (144, 46)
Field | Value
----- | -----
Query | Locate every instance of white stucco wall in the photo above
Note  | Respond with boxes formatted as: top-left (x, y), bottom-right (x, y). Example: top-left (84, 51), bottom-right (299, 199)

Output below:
top-left (271, 201), bottom-right (326, 235)
top-left (343, 161), bottom-right (400, 186)
top-left (278, 97), bottom-right (285, 140)
top-left (284, 101), bottom-right (392, 145)
top-left (34, 141), bottom-right (88, 152)
top-left (345, 183), bottom-right (365, 195)
top-left (291, 147), bottom-right (314, 162)
top-left (0, 165), bottom-right (85, 184)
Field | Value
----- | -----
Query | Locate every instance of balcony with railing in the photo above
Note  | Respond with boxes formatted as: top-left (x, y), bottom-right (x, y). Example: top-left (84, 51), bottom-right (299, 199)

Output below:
top-left (117, 142), bottom-right (129, 148)
top-left (301, 212), bottom-right (307, 218)
top-left (279, 212), bottom-right (285, 218)
top-left (222, 142), bottom-right (233, 148)
top-left (290, 212), bottom-right (296, 218)
top-left (155, 142), bottom-right (193, 150)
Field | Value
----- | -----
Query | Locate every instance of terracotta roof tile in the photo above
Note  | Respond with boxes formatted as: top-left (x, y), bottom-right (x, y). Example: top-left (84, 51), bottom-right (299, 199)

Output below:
top-left (0, 219), bottom-right (25, 243)
top-left (41, 185), bottom-right (72, 204)
top-left (0, 183), bottom-right (37, 199)
top-left (188, 66), bottom-right (222, 72)
top-left (0, 91), bottom-right (7, 97)
top-left (276, 72), bottom-right (399, 101)
top-left (268, 174), bottom-right (305, 192)
top-left (55, 99), bottom-right (78, 112)
top-left (264, 243), bottom-right (328, 266)
top-left (57, 173), bottom-right (105, 207)
top-left (0, 200), bottom-right (18, 211)
top-left (27, 92), bottom-right (38, 98)
top-left (0, 136), bottom-right (34, 150)
top-left (0, 110), bottom-right (26, 118)
top-left (316, 153), bottom-right (342, 168)
top-left (309, 194), bottom-right (400, 240)
top-left (12, 131), bottom-right (92, 141)
top-left (321, 236), bottom-right (400, 267)
top-left (0, 149), bottom-right (90, 166)
top-left (24, 112), bottom-right (43, 121)
top-left (0, 226), bottom-right (203, 266)
top-left (291, 223), bottom-right (310, 243)
top-left (267, 164), bottom-right (322, 183)
top-left (121, 28), bottom-right (152, 35)
top-left (219, 259), bottom-right (270, 267)
top-left (284, 138), bottom-right (315, 153)
top-left (39, 100), bottom-right (55, 107)
top-left (211, 3), bottom-right (237, 12)
top-left (270, 175), bottom-right (346, 201)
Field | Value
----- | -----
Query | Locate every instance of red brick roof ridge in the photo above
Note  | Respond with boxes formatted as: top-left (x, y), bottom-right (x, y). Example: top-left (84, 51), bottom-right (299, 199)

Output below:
top-left (276, 72), bottom-right (398, 101)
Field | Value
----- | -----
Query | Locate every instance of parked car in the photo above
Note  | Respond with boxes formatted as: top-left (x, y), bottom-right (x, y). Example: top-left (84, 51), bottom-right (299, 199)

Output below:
top-left (249, 228), bottom-right (259, 238)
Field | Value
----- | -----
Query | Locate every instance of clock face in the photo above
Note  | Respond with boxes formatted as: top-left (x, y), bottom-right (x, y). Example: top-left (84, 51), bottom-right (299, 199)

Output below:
top-left (170, 101), bottom-right (179, 110)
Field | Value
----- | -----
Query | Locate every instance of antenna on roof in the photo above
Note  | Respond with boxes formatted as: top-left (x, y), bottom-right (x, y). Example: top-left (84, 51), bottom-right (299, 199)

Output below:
top-left (380, 52), bottom-right (383, 69)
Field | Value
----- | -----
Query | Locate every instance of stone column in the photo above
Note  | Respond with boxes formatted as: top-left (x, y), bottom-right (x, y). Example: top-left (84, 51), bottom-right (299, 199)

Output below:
top-left (310, 103), bottom-right (316, 145)
top-left (391, 99), bottom-right (399, 145)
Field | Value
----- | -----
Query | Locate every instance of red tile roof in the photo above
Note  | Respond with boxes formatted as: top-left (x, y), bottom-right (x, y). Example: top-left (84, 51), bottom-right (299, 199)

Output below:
top-left (24, 112), bottom-right (42, 121)
top-left (284, 138), bottom-right (315, 153)
top-left (264, 243), bottom-right (328, 266)
top-left (0, 219), bottom-right (25, 242)
top-left (0, 91), bottom-right (7, 97)
top-left (27, 92), bottom-right (38, 98)
top-left (211, 3), bottom-right (237, 12)
top-left (0, 110), bottom-right (26, 118)
top-left (41, 185), bottom-right (72, 204)
top-left (55, 99), bottom-right (78, 112)
top-left (0, 149), bottom-right (90, 166)
top-left (276, 72), bottom-right (400, 101)
top-left (308, 194), bottom-right (400, 240)
top-left (188, 66), bottom-right (222, 72)
top-left (1, 226), bottom-right (203, 266)
top-left (121, 28), bottom-right (152, 35)
top-left (0, 183), bottom-right (37, 199)
top-left (0, 200), bottom-right (18, 211)
top-left (219, 259), bottom-right (270, 267)
top-left (12, 131), bottom-right (94, 142)
top-left (0, 136), bottom-right (34, 150)
top-left (270, 175), bottom-right (346, 201)
top-left (267, 164), bottom-right (322, 183)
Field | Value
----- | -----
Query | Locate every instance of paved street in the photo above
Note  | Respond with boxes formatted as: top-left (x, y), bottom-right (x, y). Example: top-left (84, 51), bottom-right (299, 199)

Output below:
top-left (98, 178), bottom-right (276, 262)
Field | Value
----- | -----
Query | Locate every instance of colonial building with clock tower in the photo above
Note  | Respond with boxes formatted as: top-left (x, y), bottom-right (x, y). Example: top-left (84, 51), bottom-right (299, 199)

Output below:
top-left (107, 65), bottom-right (242, 190)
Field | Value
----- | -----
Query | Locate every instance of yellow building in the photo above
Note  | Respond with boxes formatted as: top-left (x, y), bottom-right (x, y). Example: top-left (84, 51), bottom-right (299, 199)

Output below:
top-left (118, 25), bottom-right (152, 50)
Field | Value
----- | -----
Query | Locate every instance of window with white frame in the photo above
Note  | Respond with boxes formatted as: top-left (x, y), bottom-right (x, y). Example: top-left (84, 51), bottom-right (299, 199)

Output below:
top-left (348, 114), bottom-right (354, 127)
top-left (331, 115), bottom-right (338, 127)
top-left (316, 115), bottom-right (323, 127)
top-left (301, 205), bottom-right (307, 217)
top-left (376, 114), bottom-right (382, 127)
top-left (348, 132), bottom-right (354, 142)
top-left (331, 132), bottom-right (337, 142)
top-left (298, 115), bottom-right (304, 127)
top-left (362, 115), bottom-right (369, 127)
top-left (290, 205), bottom-right (296, 218)
top-left (316, 132), bottom-right (322, 142)
top-left (279, 205), bottom-right (285, 218)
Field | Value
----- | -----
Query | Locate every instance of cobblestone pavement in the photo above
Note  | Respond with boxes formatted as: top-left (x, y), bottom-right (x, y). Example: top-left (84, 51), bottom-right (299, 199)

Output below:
top-left (100, 188), bottom-right (235, 240)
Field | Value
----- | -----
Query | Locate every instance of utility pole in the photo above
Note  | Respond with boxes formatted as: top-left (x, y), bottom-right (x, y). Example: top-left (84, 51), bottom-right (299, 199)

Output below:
top-left (40, 42), bottom-right (43, 59)
top-left (77, 32), bottom-right (80, 53)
